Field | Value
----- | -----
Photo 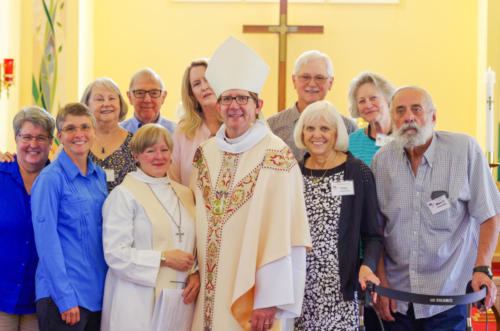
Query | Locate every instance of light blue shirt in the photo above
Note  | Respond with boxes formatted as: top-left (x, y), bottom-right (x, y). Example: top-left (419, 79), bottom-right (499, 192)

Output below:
top-left (31, 150), bottom-right (108, 313)
top-left (371, 131), bottom-right (500, 319)
top-left (348, 128), bottom-right (379, 166)
top-left (120, 114), bottom-right (176, 134)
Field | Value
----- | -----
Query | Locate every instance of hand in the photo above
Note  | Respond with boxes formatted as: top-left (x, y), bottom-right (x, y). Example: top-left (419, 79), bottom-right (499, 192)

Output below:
top-left (374, 279), bottom-right (397, 322)
top-left (250, 306), bottom-right (276, 331)
top-left (472, 271), bottom-right (497, 311)
top-left (61, 306), bottom-right (80, 325)
top-left (162, 250), bottom-right (195, 271)
top-left (359, 265), bottom-right (380, 303)
top-left (0, 151), bottom-right (15, 162)
top-left (182, 272), bottom-right (200, 304)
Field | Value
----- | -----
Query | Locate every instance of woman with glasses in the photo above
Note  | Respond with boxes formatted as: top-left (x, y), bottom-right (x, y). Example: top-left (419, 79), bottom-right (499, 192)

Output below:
top-left (0, 78), bottom-right (135, 192)
top-left (0, 106), bottom-right (54, 331)
top-left (347, 72), bottom-right (395, 166)
top-left (293, 100), bottom-right (382, 330)
top-left (31, 103), bottom-right (108, 331)
top-left (169, 58), bottom-right (221, 185)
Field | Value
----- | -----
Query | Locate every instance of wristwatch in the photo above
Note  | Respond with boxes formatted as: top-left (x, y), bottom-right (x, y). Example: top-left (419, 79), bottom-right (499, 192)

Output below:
top-left (473, 266), bottom-right (493, 279)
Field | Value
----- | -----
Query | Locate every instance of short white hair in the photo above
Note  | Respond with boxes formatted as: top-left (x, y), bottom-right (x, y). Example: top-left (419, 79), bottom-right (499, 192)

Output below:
top-left (391, 85), bottom-right (436, 114)
top-left (129, 67), bottom-right (165, 90)
top-left (293, 50), bottom-right (334, 77)
top-left (293, 100), bottom-right (348, 152)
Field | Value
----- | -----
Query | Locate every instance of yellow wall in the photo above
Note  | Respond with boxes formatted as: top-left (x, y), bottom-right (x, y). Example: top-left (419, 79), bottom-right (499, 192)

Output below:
top-left (91, 0), bottom-right (481, 137)
top-left (2, 0), bottom-right (492, 150)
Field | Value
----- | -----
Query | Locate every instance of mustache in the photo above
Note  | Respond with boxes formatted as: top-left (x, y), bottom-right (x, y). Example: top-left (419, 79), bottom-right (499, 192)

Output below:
top-left (399, 122), bottom-right (419, 134)
top-left (305, 88), bottom-right (320, 93)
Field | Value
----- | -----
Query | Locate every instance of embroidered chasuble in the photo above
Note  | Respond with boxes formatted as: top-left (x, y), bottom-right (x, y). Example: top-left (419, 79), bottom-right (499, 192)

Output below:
top-left (191, 133), bottom-right (311, 331)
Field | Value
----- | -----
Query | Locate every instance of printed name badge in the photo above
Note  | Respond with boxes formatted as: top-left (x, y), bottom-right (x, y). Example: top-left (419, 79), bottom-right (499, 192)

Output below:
top-left (330, 180), bottom-right (355, 196)
top-left (375, 133), bottom-right (394, 147)
top-left (105, 169), bottom-right (115, 182)
top-left (426, 194), bottom-right (451, 214)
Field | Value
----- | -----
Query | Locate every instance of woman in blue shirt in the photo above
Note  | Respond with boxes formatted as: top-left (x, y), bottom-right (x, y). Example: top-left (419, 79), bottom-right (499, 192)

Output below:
top-left (31, 103), bottom-right (108, 331)
top-left (0, 106), bottom-right (54, 331)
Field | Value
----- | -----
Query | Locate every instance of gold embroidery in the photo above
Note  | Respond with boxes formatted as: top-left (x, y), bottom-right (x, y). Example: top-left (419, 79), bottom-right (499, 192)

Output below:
top-left (195, 150), bottom-right (262, 330)
top-left (262, 147), bottom-right (296, 171)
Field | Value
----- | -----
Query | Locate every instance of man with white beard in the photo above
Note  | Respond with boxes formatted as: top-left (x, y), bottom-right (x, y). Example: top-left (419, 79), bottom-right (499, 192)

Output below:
top-left (371, 86), bottom-right (500, 330)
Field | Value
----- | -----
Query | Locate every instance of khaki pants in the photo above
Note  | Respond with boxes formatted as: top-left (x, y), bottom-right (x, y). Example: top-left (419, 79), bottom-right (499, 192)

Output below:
top-left (0, 310), bottom-right (39, 331)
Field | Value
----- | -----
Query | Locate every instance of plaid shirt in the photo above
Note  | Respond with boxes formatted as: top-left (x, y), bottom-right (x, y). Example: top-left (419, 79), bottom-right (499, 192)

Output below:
top-left (371, 131), bottom-right (500, 318)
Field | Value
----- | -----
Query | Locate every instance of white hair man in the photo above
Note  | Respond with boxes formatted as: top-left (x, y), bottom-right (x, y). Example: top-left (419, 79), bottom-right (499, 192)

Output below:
top-left (121, 68), bottom-right (176, 134)
top-left (371, 86), bottom-right (500, 330)
top-left (268, 50), bottom-right (358, 162)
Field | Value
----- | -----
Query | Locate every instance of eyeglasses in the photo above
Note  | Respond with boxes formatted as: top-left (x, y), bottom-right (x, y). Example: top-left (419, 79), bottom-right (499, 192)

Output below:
top-left (219, 95), bottom-right (254, 105)
top-left (60, 124), bottom-right (92, 134)
top-left (131, 89), bottom-right (163, 99)
top-left (297, 75), bottom-right (330, 84)
top-left (17, 134), bottom-right (51, 143)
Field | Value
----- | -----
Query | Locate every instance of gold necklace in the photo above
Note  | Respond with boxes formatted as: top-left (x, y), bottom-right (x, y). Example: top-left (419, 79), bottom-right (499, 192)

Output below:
top-left (311, 168), bottom-right (329, 183)
top-left (309, 152), bottom-right (338, 183)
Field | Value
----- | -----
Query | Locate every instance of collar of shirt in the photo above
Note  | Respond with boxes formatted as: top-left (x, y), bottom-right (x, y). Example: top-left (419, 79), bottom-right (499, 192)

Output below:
top-left (396, 132), bottom-right (437, 169)
top-left (58, 149), bottom-right (99, 180)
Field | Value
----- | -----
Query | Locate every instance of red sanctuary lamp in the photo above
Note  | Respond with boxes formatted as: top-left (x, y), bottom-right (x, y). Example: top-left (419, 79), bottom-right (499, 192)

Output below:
top-left (1, 58), bottom-right (15, 98)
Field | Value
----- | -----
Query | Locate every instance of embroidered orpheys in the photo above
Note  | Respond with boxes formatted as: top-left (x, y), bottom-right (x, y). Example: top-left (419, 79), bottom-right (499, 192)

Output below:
top-left (192, 146), bottom-right (295, 330)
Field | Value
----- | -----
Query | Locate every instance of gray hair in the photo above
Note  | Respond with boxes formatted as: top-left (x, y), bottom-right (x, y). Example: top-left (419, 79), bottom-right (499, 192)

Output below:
top-left (80, 77), bottom-right (129, 121)
top-left (347, 71), bottom-right (395, 118)
top-left (293, 50), bottom-right (334, 77)
top-left (293, 100), bottom-right (348, 152)
top-left (391, 85), bottom-right (436, 114)
top-left (129, 68), bottom-right (165, 91)
top-left (13, 106), bottom-right (55, 138)
top-left (56, 103), bottom-right (96, 132)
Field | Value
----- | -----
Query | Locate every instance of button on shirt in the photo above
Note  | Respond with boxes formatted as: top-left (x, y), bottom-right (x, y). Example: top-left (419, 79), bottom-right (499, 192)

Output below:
top-left (0, 157), bottom-right (41, 314)
top-left (31, 150), bottom-right (108, 313)
top-left (120, 115), bottom-right (176, 134)
top-left (371, 131), bottom-right (500, 319)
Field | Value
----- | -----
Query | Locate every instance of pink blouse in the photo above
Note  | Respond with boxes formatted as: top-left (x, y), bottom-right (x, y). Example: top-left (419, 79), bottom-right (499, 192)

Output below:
top-left (169, 122), bottom-right (212, 186)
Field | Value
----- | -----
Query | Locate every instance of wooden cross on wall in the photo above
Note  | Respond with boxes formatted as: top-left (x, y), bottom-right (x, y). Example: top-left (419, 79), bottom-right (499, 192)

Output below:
top-left (243, 0), bottom-right (323, 111)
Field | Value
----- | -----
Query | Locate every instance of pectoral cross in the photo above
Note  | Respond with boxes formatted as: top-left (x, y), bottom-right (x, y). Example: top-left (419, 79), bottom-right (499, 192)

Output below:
top-left (176, 229), bottom-right (185, 242)
top-left (243, 0), bottom-right (323, 111)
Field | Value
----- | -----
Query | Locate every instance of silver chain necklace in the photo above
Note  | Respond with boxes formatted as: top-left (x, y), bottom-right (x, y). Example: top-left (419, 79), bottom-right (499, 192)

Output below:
top-left (148, 184), bottom-right (184, 242)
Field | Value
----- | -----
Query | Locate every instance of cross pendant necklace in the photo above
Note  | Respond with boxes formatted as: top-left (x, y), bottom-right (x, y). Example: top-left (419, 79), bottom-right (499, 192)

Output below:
top-left (149, 185), bottom-right (184, 242)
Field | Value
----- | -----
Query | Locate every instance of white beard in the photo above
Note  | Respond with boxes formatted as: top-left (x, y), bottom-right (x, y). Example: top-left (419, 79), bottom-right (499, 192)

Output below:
top-left (393, 118), bottom-right (434, 148)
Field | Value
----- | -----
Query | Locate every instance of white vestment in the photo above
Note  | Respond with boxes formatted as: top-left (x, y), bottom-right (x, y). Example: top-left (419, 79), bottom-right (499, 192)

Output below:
top-left (191, 123), bottom-right (311, 331)
top-left (100, 170), bottom-right (196, 331)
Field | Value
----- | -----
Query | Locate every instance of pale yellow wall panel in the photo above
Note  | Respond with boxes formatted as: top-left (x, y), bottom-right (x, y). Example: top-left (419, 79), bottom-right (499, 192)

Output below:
top-left (92, 0), bottom-right (480, 139)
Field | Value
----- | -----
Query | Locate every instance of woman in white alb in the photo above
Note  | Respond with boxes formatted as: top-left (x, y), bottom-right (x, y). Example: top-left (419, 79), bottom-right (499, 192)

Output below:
top-left (100, 124), bottom-right (200, 331)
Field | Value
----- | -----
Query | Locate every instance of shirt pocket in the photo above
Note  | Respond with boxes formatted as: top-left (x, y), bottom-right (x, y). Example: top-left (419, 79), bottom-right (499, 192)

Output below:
top-left (427, 183), bottom-right (468, 232)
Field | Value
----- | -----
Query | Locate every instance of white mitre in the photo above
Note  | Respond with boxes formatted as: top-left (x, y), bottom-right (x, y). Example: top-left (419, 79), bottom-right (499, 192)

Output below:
top-left (206, 36), bottom-right (270, 97)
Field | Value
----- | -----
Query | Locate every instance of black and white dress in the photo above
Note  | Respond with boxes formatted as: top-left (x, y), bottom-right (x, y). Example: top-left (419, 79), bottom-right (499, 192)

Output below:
top-left (295, 163), bottom-right (359, 331)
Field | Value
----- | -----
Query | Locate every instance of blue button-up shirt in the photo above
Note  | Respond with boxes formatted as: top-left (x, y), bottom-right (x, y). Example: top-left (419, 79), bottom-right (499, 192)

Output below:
top-left (120, 114), bottom-right (176, 134)
top-left (31, 150), bottom-right (108, 313)
top-left (0, 157), bottom-right (41, 314)
top-left (371, 131), bottom-right (500, 318)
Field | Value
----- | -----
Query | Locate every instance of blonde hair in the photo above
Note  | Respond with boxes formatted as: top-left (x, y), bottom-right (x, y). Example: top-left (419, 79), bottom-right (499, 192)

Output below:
top-left (80, 77), bottom-right (129, 121)
top-left (129, 124), bottom-right (173, 155)
top-left (293, 100), bottom-right (348, 152)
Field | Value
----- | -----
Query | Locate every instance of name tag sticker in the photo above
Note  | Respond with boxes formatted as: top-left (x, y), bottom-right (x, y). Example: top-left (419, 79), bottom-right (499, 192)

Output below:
top-left (375, 133), bottom-right (394, 147)
top-left (426, 195), bottom-right (451, 214)
top-left (105, 169), bottom-right (115, 182)
top-left (330, 180), bottom-right (355, 196)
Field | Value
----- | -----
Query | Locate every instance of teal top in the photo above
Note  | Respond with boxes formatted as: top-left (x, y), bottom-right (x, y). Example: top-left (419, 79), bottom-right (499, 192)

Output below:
top-left (348, 128), bottom-right (379, 166)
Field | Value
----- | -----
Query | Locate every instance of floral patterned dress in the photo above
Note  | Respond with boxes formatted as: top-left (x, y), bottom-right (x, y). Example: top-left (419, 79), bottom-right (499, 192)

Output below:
top-left (90, 132), bottom-right (136, 192)
top-left (295, 163), bottom-right (359, 331)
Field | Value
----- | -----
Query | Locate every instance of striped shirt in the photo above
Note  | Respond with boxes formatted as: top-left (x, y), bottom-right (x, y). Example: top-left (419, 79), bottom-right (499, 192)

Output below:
top-left (371, 131), bottom-right (500, 319)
